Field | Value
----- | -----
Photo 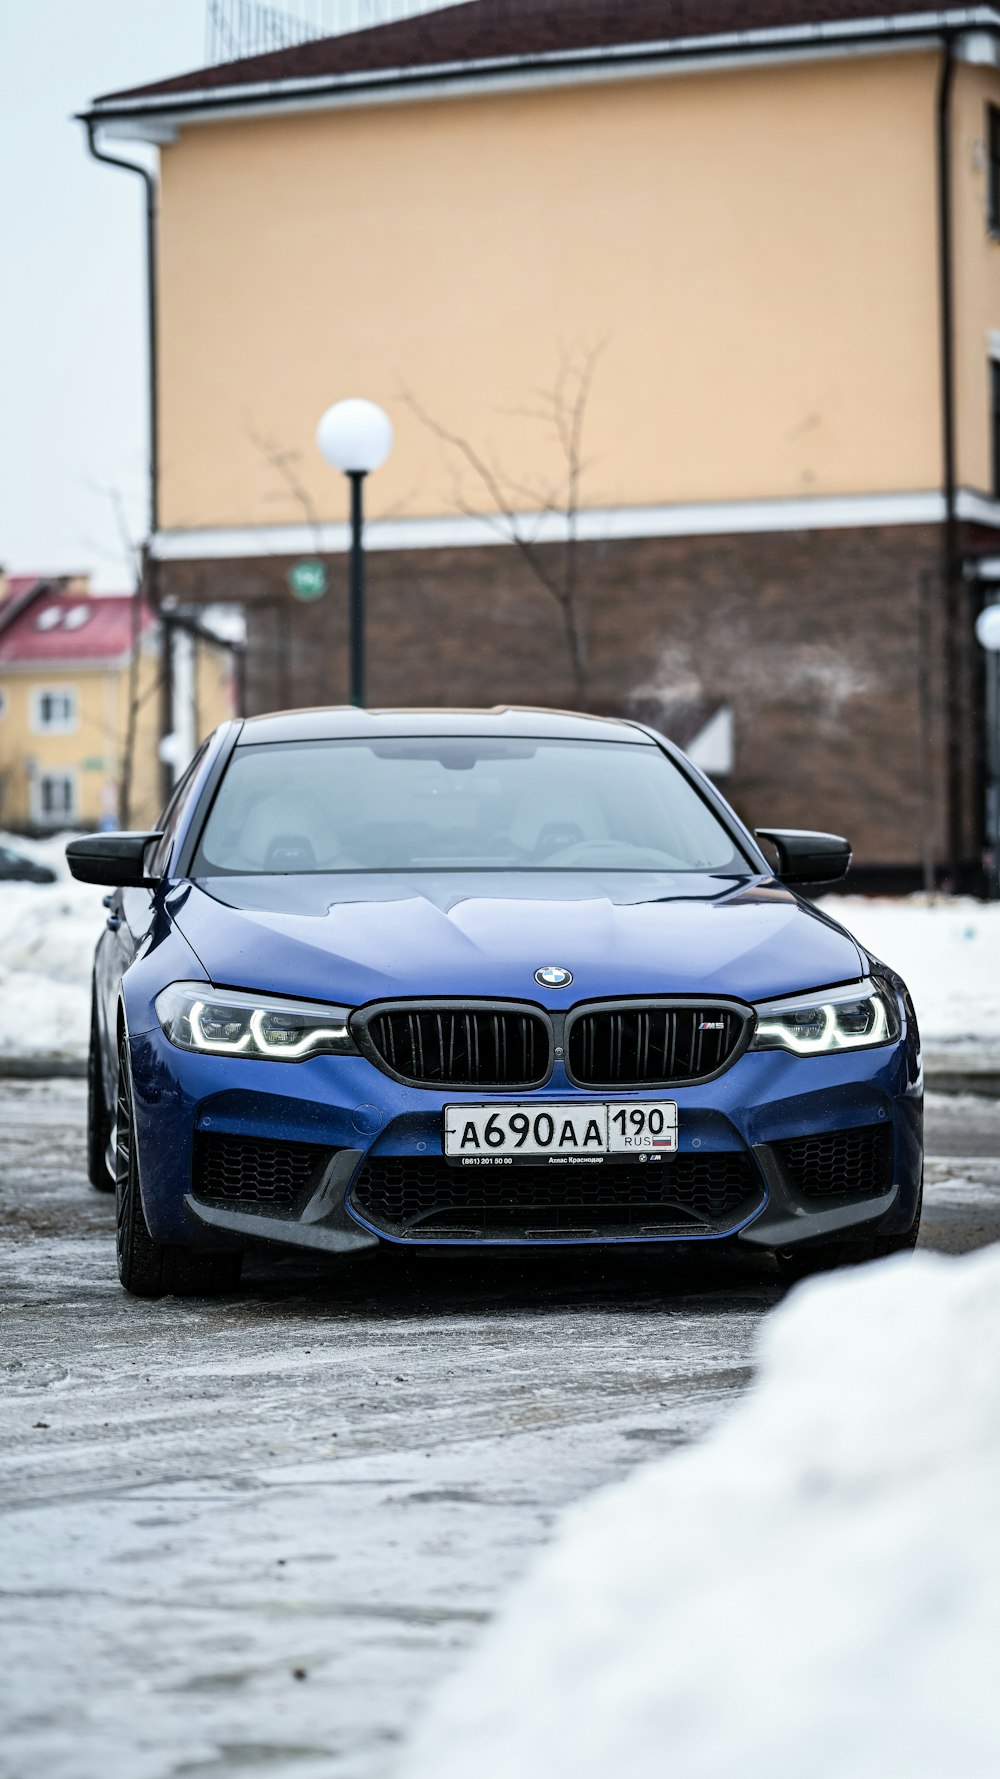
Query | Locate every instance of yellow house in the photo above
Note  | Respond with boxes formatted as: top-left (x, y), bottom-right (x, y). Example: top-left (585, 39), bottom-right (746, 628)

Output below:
top-left (82, 0), bottom-right (1000, 884)
top-left (0, 579), bottom-right (234, 831)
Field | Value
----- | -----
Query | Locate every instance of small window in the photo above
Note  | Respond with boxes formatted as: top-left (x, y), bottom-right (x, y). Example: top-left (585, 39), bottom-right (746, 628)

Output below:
top-left (63, 606), bottom-right (91, 631)
top-left (32, 772), bottom-right (77, 827)
top-left (35, 607), bottom-right (62, 632)
top-left (31, 687), bottom-right (77, 734)
top-left (990, 106), bottom-right (1000, 236)
top-left (0, 690), bottom-right (7, 720)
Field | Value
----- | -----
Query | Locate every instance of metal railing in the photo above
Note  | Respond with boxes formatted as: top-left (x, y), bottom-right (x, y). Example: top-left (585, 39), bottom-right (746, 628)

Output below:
top-left (205, 0), bottom-right (468, 64)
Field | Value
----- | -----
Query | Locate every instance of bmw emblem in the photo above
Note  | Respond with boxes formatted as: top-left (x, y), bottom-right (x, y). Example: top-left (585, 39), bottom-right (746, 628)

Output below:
top-left (535, 965), bottom-right (573, 990)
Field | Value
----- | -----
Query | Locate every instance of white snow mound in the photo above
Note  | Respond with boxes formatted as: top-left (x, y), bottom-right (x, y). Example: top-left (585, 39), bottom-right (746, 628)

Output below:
top-left (816, 895), bottom-right (1000, 1041)
top-left (0, 860), bottom-right (996, 1059)
top-left (396, 1246), bottom-right (1000, 1779)
top-left (0, 836), bottom-right (105, 1058)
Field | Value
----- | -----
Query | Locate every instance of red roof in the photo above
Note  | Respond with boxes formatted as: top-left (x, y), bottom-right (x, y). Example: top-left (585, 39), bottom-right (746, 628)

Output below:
top-left (0, 592), bottom-right (154, 666)
top-left (93, 1), bottom-right (983, 108)
top-left (1, 576), bottom-right (45, 603)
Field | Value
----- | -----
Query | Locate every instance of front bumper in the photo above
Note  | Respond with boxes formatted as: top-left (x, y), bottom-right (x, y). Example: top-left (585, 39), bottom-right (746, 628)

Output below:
top-left (127, 1022), bottom-right (923, 1255)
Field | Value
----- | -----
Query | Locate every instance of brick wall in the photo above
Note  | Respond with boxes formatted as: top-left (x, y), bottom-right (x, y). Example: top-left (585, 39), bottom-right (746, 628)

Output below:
top-left (159, 523), bottom-right (961, 870)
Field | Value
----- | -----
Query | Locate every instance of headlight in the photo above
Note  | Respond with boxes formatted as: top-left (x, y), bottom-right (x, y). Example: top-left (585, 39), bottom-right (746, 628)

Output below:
top-left (154, 982), bottom-right (358, 1062)
top-left (751, 977), bottom-right (901, 1056)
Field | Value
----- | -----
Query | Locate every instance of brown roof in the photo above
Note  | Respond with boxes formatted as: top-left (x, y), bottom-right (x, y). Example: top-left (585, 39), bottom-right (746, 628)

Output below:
top-left (94, 1), bottom-right (989, 108)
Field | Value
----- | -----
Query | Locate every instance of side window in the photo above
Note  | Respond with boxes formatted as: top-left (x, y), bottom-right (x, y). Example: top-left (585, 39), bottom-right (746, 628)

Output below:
top-left (148, 744), bottom-right (209, 879)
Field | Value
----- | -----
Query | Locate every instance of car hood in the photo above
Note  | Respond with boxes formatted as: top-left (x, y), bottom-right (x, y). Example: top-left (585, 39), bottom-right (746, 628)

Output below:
top-left (168, 872), bottom-right (865, 1008)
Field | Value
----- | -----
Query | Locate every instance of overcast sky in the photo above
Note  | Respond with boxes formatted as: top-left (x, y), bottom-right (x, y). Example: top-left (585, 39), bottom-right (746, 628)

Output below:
top-left (1, 2), bottom-right (210, 591)
top-left (0, 2), bottom-right (465, 592)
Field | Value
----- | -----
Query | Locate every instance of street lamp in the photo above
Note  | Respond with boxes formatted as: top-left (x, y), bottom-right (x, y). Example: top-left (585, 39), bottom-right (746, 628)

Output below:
top-left (316, 399), bottom-right (394, 708)
top-left (976, 601), bottom-right (1000, 901)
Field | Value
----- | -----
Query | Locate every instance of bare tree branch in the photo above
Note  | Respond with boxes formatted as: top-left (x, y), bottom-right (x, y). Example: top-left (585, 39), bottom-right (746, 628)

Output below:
top-left (108, 487), bottom-right (145, 829)
top-left (246, 418), bottom-right (324, 553)
top-left (399, 385), bottom-right (571, 611)
top-left (402, 342), bottom-right (607, 704)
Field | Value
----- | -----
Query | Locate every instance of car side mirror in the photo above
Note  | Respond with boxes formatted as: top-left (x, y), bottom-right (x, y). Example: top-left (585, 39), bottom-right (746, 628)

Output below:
top-left (756, 828), bottom-right (852, 886)
top-left (65, 831), bottom-right (163, 889)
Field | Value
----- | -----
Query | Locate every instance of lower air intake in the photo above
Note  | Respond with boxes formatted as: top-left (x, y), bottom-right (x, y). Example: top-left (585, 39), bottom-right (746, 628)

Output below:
top-left (191, 1132), bottom-right (333, 1213)
top-left (350, 1151), bottom-right (762, 1240)
top-left (773, 1124), bottom-right (894, 1199)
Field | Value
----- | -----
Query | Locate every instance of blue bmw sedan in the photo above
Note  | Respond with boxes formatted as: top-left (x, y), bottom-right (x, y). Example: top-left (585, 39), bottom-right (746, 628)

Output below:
top-left (68, 707), bottom-right (922, 1298)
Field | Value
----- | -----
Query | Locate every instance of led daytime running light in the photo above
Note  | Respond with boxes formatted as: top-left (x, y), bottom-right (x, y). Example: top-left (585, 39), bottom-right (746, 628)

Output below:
top-left (751, 978), bottom-right (899, 1056)
top-left (250, 1008), bottom-right (349, 1059)
top-left (155, 982), bottom-right (357, 1063)
top-left (188, 1000), bottom-right (253, 1055)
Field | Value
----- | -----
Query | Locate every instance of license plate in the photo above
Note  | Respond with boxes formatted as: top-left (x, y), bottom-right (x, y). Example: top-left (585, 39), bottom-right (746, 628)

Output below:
top-left (443, 1101), bottom-right (678, 1163)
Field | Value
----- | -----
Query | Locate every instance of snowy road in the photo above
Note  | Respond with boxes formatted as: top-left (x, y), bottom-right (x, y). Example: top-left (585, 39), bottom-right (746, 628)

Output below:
top-left (1, 1080), bottom-right (998, 1779)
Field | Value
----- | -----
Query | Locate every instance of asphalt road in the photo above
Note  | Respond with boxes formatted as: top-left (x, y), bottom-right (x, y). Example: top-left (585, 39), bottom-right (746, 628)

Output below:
top-left (1, 1080), bottom-right (998, 1779)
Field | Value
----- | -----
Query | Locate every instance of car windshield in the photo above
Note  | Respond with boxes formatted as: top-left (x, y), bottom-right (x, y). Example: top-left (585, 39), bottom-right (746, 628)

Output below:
top-left (192, 737), bottom-right (747, 875)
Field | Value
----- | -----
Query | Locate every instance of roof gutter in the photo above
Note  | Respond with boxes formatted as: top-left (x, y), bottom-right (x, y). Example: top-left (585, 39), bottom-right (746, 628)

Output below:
top-left (80, 7), bottom-right (1000, 127)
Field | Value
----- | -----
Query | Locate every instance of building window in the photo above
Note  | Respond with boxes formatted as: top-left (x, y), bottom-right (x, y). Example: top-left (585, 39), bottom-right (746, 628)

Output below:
top-left (990, 107), bottom-right (1000, 236)
top-left (30, 687), bottom-right (78, 734)
top-left (0, 690), bottom-right (6, 720)
top-left (32, 772), bottom-right (77, 827)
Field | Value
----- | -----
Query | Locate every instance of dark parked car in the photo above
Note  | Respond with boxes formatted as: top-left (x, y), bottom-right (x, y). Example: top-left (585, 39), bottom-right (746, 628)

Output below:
top-left (67, 707), bottom-right (923, 1298)
top-left (0, 842), bottom-right (56, 884)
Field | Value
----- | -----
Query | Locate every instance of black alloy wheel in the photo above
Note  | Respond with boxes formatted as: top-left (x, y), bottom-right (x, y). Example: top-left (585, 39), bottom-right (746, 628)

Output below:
top-left (86, 991), bottom-right (114, 1192)
top-left (115, 1033), bottom-right (242, 1299)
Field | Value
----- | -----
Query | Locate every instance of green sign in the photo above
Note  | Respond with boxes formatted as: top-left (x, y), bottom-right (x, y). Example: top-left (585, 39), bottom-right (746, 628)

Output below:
top-left (287, 558), bottom-right (327, 601)
top-left (81, 756), bottom-right (105, 772)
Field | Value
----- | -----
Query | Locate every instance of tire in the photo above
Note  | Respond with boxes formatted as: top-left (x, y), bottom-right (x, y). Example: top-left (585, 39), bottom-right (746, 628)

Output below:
top-left (776, 1176), bottom-right (923, 1282)
top-left (115, 1034), bottom-right (242, 1300)
top-left (86, 992), bottom-right (114, 1192)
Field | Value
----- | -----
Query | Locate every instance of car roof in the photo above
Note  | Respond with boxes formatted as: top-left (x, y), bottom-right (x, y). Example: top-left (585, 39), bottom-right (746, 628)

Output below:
top-left (234, 706), bottom-right (657, 747)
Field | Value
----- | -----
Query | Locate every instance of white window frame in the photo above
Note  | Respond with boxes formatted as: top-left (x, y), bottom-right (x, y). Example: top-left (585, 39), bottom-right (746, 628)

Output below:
top-left (31, 770), bottom-right (78, 828)
top-left (30, 686), bottom-right (79, 736)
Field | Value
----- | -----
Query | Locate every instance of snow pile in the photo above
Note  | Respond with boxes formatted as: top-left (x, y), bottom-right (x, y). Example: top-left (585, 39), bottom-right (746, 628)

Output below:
top-left (396, 1246), bottom-right (1000, 1779)
top-left (818, 895), bottom-right (1000, 1043)
top-left (0, 835), bottom-right (104, 1061)
top-left (0, 845), bottom-right (996, 1061)
top-left (0, 827), bottom-right (81, 881)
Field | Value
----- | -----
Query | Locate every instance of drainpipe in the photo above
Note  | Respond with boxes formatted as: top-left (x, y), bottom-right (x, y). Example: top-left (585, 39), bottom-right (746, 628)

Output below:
top-left (84, 123), bottom-right (158, 539)
top-left (936, 35), bottom-right (964, 887)
top-left (84, 121), bottom-right (168, 795)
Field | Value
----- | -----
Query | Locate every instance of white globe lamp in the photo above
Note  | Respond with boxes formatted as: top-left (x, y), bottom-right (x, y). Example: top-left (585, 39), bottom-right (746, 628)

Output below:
top-left (975, 604), bottom-right (1000, 653)
top-left (316, 399), bottom-right (393, 475)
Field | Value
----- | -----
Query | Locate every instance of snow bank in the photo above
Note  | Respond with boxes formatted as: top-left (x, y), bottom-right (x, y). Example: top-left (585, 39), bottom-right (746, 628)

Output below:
top-left (396, 1245), bottom-right (1000, 1779)
top-left (0, 850), bottom-right (996, 1061)
top-left (817, 895), bottom-right (1000, 1042)
top-left (0, 827), bottom-right (80, 881)
top-left (0, 834), bottom-right (104, 1060)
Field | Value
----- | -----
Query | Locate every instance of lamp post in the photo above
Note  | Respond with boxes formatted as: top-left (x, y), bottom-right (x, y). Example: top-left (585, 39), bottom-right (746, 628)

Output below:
top-left (316, 399), bottom-right (394, 708)
top-left (976, 600), bottom-right (1000, 901)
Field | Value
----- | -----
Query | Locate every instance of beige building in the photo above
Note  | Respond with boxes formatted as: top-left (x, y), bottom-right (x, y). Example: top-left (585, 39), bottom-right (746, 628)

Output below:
top-left (83, 0), bottom-right (1000, 883)
top-left (0, 578), bottom-right (234, 830)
